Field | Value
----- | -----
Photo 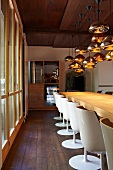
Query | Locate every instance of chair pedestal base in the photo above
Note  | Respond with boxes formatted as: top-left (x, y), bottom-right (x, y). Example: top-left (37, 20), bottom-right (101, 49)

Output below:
top-left (57, 129), bottom-right (73, 135)
top-left (69, 155), bottom-right (100, 170)
top-left (62, 139), bottom-right (83, 149)
top-left (53, 116), bottom-right (63, 120)
top-left (55, 122), bottom-right (68, 127)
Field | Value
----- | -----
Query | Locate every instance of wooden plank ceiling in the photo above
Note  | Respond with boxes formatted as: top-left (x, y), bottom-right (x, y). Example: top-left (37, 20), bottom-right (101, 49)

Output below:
top-left (16, 0), bottom-right (113, 48)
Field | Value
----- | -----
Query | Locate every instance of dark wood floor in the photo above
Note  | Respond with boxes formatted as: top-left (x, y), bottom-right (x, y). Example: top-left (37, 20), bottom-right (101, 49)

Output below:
top-left (2, 110), bottom-right (108, 170)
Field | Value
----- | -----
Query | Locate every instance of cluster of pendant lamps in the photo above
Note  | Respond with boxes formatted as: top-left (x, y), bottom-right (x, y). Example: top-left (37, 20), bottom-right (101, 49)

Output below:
top-left (65, 0), bottom-right (113, 73)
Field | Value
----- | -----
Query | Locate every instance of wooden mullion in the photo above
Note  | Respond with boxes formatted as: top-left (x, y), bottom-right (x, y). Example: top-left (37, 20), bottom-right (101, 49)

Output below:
top-left (5, 0), bottom-right (10, 141)
top-left (13, 12), bottom-right (17, 127)
top-left (19, 31), bottom-right (23, 117)
top-left (11, 0), bottom-right (22, 30)
top-left (9, 92), bottom-right (14, 96)
top-left (12, 4), bottom-right (15, 127)
top-left (19, 30), bottom-right (22, 90)
top-left (1, 95), bottom-right (8, 99)
top-left (17, 21), bottom-right (20, 120)
top-left (18, 27), bottom-right (21, 118)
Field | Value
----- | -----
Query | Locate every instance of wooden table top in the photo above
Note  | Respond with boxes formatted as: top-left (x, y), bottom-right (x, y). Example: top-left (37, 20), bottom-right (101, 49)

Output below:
top-left (60, 92), bottom-right (113, 123)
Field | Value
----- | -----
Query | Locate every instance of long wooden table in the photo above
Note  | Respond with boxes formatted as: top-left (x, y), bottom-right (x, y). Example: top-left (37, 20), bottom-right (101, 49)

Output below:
top-left (60, 92), bottom-right (113, 123)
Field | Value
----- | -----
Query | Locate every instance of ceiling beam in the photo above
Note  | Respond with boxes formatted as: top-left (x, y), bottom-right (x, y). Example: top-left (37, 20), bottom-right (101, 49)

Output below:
top-left (24, 27), bottom-right (113, 35)
top-left (24, 27), bottom-right (90, 34)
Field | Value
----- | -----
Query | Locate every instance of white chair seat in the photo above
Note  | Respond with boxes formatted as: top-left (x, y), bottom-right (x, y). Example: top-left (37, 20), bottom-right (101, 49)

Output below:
top-left (53, 92), bottom-right (63, 120)
top-left (61, 101), bottom-right (83, 149)
top-left (54, 94), bottom-right (65, 126)
top-left (69, 106), bottom-right (105, 170)
top-left (57, 97), bottom-right (73, 136)
top-left (100, 118), bottom-right (113, 170)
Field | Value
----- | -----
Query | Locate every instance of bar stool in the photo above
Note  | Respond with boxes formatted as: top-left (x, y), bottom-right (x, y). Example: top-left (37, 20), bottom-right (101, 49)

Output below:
top-left (62, 101), bottom-right (83, 149)
top-left (53, 92), bottom-right (63, 120)
top-left (55, 94), bottom-right (67, 127)
top-left (57, 97), bottom-right (73, 136)
top-left (100, 118), bottom-right (113, 170)
top-left (69, 106), bottom-right (105, 170)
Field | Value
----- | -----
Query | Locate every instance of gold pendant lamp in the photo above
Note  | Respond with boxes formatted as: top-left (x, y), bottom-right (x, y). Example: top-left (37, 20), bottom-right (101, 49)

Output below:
top-left (65, 35), bottom-right (73, 62)
top-left (83, 52), bottom-right (97, 69)
top-left (75, 15), bottom-right (87, 56)
top-left (89, 0), bottom-right (109, 34)
top-left (106, 51), bottom-right (113, 61)
top-left (100, 0), bottom-right (113, 50)
top-left (93, 52), bottom-right (105, 62)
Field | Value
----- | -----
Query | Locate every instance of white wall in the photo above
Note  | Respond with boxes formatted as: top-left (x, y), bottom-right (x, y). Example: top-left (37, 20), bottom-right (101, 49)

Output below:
top-left (91, 60), bottom-right (113, 92)
top-left (92, 65), bottom-right (99, 92)
top-left (85, 69), bottom-right (92, 91)
top-left (98, 61), bottom-right (113, 91)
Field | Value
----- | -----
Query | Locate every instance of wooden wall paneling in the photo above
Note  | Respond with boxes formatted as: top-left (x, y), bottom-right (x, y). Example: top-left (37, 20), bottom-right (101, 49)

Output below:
top-left (28, 84), bottom-right (44, 109)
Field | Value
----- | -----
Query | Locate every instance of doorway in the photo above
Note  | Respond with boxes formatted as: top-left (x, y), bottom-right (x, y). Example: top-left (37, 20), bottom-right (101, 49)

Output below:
top-left (73, 76), bottom-right (85, 91)
top-left (66, 72), bottom-right (85, 91)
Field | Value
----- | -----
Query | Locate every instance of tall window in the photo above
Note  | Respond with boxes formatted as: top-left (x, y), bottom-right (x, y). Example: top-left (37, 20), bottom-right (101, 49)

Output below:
top-left (15, 93), bottom-right (19, 122)
top-left (1, 99), bottom-right (6, 144)
top-left (1, 0), bottom-right (7, 145)
top-left (9, 1), bottom-right (14, 133)
top-left (14, 14), bottom-right (19, 122)
top-left (9, 96), bottom-right (14, 133)
top-left (14, 14), bottom-right (19, 91)
top-left (0, 0), bottom-right (23, 162)
top-left (1, 1), bottom-right (5, 95)
top-left (9, 2), bottom-right (13, 92)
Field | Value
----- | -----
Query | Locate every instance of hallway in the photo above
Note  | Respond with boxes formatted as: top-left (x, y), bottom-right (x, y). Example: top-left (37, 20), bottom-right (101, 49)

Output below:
top-left (2, 110), bottom-right (108, 170)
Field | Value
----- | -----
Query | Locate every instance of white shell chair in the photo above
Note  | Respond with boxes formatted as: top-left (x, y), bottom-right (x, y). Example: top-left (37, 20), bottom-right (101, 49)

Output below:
top-left (69, 106), bottom-right (105, 170)
top-left (53, 92), bottom-right (63, 120)
top-left (62, 101), bottom-right (83, 149)
top-left (57, 97), bottom-right (73, 136)
top-left (100, 118), bottom-right (113, 170)
top-left (55, 94), bottom-right (67, 127)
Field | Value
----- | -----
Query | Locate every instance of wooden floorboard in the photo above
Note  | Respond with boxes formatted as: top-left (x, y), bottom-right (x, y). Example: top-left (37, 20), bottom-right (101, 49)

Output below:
top-left (2, 110), bottom-right (108, 170)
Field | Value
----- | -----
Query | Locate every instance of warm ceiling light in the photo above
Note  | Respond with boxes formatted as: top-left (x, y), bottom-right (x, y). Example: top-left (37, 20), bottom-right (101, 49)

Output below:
top-left (74, 68), bottom-right (85, 73)
top-left (105, 51), bottom-right (113, 61)
top-left (74, 54), bottom-right (85, 63)
top-left (75, 46), bottom-right (87, 55)
top-left (68, 65), bottom-right (72, 69)
top-left (65, 35), bottom-right (74, 62)
top-left (75, 14), bottom-right (87, 56)
top-left (69, 61), bottom-right (81, 69)
top-left (89, 0), bottom-right (109, 34)
top-left (87, 42), bottom-right (101, 52)
top-left (101, 35), bottom-right (113, 50)
top-left (83, 56), bottom-right (96, 69)
top-left (83, 64), bottom-right (96, 69)
top-left (93, 52), bottom-right (105, 62)
top-left (65, 55), bottom-right (73, 62)
top-left (91, 33), bottom-right (107, 43)
top-left (89, 21), bottom-right (109, 34)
